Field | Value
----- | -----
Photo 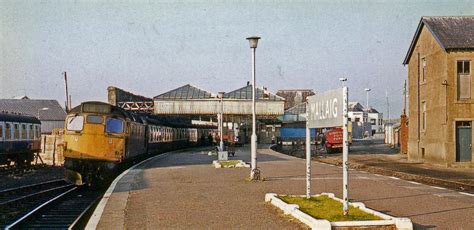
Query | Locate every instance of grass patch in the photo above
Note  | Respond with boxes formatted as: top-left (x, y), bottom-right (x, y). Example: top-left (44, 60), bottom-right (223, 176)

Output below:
top-left (278, 195), bottom-right (383, 222)
top-left (219, 160), bottom-right (241, 167)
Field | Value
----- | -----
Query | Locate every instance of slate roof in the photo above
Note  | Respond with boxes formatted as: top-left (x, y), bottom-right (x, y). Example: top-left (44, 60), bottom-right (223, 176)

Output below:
top-left (154, 84), bottom-right (213, 100)
top-left (404, 16), bottom-right (474, 64)
top-left (224, 85), bottom-right (285, 101)
top-left (0, 99), bottom-right (66, 121)
top-left (348, 102), bottom-right (365, 112)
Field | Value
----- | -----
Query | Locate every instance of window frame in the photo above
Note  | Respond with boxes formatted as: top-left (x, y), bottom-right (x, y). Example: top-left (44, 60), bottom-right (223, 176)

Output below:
top-left (66, 115), bottom-right (85, 132)
top-left (86, 115), bottom-right (104, 124)
top-left (105, 117), bottom-right (124, 134)
top-left (457, 60), bottom-right (471, 100)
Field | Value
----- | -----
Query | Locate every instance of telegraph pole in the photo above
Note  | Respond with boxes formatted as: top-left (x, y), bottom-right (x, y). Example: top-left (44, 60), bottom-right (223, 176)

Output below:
top-left (403, 80), bottom-right (407, 115)
top-left (64, 72), bottom-right (70, 112)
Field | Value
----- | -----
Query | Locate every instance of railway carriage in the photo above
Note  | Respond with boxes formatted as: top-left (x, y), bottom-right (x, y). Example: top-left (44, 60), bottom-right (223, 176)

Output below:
top-left (0, 113), bottom-right (41, 166)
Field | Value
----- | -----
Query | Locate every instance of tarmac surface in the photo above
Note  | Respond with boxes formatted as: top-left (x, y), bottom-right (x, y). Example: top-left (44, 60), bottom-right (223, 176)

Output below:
top-left (93, 144), bottom-right (474, 229)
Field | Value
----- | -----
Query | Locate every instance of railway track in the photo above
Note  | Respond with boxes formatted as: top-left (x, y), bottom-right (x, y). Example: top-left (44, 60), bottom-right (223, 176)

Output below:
top-left (5, 186), bottom-right (101, 229)
top-left (0, 179), bottom-right (101, 229)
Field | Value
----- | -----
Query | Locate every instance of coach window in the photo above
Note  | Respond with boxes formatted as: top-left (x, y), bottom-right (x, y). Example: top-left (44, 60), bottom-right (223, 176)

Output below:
top-left (67, 115), bottom-right (84, 131)
top-left (21, 124), bottom-right (27, 139)
top-left (6, 123), bottom-right (12, 139)
top-left (0, 124), bottom-right (3, 140)
top-left (14, 124), bottom-right (19, 139)
top-left (35, 125), bottom-right (41, 139)
top-left (106, 118), bottom-right (124, 134)
top-left (87, 115), bottom-right (104, 124)
top-left (29, 125), bottom-right (34, 139)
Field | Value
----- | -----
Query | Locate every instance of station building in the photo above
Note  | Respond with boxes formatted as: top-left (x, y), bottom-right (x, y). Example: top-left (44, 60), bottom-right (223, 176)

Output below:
top-left (108, 84), bottom-right (285, 144)
top-left (403, 16), bottom-right (474, 167)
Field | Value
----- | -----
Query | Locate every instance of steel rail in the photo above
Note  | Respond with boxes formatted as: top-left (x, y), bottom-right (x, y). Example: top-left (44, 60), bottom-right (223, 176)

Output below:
top-left (0, 179), bottom-right (65, 194)
top-left (5, 186), bottom-right (79, 229)
top-left (0, 184), bottom-right (74, 206)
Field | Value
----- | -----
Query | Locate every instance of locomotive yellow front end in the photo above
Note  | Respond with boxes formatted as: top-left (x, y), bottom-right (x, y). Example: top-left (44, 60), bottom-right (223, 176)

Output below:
top-left (63, 102), bottom-right (128, 185)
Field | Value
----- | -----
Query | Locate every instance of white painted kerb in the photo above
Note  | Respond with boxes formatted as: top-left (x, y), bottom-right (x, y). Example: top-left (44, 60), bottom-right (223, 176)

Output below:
top-left (265, 193), bottom-right (413, 230)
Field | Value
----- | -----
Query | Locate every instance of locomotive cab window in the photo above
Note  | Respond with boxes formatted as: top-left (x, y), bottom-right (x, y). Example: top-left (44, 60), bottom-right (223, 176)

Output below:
top-left (87, 115), bottom-right (104, 124)
top-left (67, 115), bottom-right (84, 131)
top-left (106, 118), bottom-right (124, 134)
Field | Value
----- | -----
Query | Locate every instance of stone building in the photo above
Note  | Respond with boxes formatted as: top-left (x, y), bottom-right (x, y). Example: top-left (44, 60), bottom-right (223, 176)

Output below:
top-left (276, 89), bottom-right (314, 110)
top-left (403, 16), bottom-right (474, 167)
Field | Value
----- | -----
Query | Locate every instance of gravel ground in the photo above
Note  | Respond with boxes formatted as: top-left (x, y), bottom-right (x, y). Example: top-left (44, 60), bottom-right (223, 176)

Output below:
top-left (0, 166), bottom-right (65, 191)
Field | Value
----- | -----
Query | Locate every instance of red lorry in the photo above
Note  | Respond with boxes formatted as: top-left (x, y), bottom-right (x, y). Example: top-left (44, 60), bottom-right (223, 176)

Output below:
top-left (324, 127), bottom-right (352, 154)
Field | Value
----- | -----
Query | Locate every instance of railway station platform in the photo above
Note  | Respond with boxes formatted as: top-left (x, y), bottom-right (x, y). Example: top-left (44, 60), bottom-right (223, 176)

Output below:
top-left (87, 145), bottom-right (474, 229)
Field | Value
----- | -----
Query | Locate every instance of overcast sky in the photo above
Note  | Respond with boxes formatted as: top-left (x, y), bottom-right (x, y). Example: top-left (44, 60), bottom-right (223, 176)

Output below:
top-left (1, 0), bottom-right (473, 118)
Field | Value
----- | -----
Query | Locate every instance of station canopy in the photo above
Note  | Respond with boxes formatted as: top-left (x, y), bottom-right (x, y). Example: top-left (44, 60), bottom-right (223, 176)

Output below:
top-left (153, 84), bottom-right (285, 116)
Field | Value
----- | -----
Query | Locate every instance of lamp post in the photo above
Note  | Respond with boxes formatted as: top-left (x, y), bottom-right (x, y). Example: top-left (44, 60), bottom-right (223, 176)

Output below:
top-left (37, 107), bottom-right (49, 119)
top-left (218, 92), bottom-right (225, 151)
top-left (246, 36), bottom-right (260, 181)
top-left (339, 77), bottom-right (347, 87)
top-left (364, 88), bottom-right (371, 111)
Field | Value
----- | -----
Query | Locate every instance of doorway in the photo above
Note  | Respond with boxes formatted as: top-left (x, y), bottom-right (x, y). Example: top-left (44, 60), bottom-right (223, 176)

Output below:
top-left (456, 121), bottom-right (472, 162)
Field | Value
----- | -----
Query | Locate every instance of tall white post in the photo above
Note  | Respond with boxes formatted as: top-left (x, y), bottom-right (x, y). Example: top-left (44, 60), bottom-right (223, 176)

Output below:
top-left (250, 47), bottom-right (258, 180)
top-left (305, 125), bottom-right (311, 199)
top-left (342, 87), bottom-right (349, 215)
top-left (219, 92), bottom-right (225, 151)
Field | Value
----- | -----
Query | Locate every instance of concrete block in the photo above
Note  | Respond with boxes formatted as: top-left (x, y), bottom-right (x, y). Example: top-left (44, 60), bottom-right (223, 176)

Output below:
top-left (218, 151), bottom-right (228, 161)
top-left (395, 218), bottom-right (413, 230)
top-left (265, 193), bottom-right (277, 202)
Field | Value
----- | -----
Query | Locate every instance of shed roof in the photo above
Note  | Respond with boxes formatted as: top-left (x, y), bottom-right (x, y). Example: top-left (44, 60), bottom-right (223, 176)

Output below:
top-left (0, 99), bottom-right (66, 121)
top-left (403, 16), bottom-right (474, 64)
top-left (224, 85), bottom-right (285, 101)
top-left (154, 84), bottom-right (213, 100)
top-left (286, 102), bottom-right (306, 115)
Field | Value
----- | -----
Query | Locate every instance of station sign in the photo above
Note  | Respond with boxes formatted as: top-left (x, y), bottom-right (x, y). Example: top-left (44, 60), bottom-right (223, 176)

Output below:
top-left (306, 88), bottom-right (344, 128)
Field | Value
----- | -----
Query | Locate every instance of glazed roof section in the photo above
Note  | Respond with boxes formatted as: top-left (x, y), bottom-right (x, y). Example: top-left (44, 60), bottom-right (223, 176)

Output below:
top-left (154, 84), bottom-right (213, 100)
top-left (403, 16), bottom-right (474, 64)
top-left (0, 99), bottom-right (66, 121)
top-left (285, 102), bottom-right (306, 115)
top-left (224, 85), bottom-right (285, 101)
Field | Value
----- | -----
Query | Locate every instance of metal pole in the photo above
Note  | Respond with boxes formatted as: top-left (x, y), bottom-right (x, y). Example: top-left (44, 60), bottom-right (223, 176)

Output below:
top-left (220, 95), bottom-right (224, 151)
top-left (250, 47), bottom-right (258, 180)
top-left (305, 124), bottom-right (311, 199)
top-left (64, 72), bottom-right (69, 112)
top-left (342, 87), bottom-right (349, 215)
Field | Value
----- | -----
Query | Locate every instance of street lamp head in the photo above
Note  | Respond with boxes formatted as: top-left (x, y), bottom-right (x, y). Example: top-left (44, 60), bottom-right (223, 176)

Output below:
top-left (339, 77), bottom-right (347, 82)
top-left (246, 36), bottom-right (261, 48)
top-left (365, 88), bottom-right (371, 92)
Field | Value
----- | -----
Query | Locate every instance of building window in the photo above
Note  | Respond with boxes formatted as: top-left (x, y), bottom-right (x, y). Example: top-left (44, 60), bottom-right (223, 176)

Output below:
top-left (371, 119), bottom-right (376, 125)
top-left (422, 101), bottom-right (426, 131)
top-left (422, 57), bottom-right (427, 83)
top-left (355, 117), bottom-right (360, 122)
top-left (457, 60), bottom-right (471, 100)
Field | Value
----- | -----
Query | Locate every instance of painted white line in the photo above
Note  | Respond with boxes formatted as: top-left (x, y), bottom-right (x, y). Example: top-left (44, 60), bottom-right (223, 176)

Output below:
top-left (85, 152), bottom-right (170, 229)
top-left (408, 181), bottom-right (421, 185)
top-left (389, 176), bottom-right (400, 180)
top-left (430, 186), bottom-right (447, 190)
top-left (459, 192), bottom-right (474, 197)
